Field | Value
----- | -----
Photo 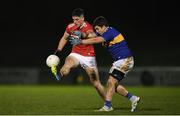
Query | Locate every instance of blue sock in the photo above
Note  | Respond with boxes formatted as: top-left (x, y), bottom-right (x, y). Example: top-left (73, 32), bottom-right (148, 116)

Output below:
top-left (126, 92), bottom-right (133, 99)
top-left (105, 100), bottom-right (111, 108)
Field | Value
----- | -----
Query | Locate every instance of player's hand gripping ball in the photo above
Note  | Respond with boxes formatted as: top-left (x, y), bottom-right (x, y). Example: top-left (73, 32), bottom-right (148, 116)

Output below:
top-left (46, 54), bottom-right (60, 67)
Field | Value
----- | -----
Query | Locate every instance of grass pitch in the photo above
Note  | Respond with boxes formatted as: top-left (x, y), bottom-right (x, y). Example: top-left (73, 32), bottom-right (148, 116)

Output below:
top-left (0, 85), bottom-right (180, 115)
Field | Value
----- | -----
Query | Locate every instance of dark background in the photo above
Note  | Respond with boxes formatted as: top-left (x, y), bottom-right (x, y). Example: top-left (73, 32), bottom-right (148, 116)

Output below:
top-left (0, 0), bottom-right (179, 67)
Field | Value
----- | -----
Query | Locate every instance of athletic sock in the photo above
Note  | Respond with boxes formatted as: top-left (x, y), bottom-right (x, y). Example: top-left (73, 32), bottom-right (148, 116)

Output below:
top-left (104, 100), bottom-right (111, 108)
top-left (126, 92), bottom-right (133, 99)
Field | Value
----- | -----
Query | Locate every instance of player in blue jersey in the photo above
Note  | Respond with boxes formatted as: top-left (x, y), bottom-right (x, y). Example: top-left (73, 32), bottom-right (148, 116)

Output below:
top-left (69, 16), bottom-right (140, 112)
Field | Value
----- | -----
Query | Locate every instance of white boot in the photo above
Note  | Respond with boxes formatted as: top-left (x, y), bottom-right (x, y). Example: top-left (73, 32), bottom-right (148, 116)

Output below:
top-left (130, 96), bottom-right (140, 112)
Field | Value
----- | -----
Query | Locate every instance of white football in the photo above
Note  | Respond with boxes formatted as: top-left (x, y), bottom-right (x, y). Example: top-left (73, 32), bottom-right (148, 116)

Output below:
top-left (46, 54), bottom-right (60, 67)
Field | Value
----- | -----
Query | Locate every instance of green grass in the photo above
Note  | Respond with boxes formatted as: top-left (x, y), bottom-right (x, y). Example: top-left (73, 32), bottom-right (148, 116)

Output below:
top-left (0, 85), bottom-right (180, 115)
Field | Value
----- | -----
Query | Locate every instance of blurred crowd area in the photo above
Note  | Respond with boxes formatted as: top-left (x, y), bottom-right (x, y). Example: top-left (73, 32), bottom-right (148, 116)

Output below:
top-left (0, 66), bottom-right (180, 86)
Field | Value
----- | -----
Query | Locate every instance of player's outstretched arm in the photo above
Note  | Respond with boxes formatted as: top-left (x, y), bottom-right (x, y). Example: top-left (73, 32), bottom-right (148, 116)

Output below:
top-left (82, 36), bottom-right (105, 44)
top-left (56, 31), bottom-right (70, 52)
top-left (69, 36), bottom-right (105, 45)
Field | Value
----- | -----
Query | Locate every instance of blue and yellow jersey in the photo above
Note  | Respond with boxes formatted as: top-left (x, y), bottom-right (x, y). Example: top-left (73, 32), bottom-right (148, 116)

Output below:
top-left (101, 27), bottom-right (132, 61)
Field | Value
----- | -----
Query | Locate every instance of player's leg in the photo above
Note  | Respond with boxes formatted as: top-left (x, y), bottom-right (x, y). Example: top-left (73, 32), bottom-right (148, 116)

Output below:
top-left (115, 84), bottom-right (128, 96)
top-left (60, 55), bottom-right (79, 76)
top-left (106, 76), bottom-right (118, 101)
top-left (115, 84), bottom-right (140, 112)
top-left (78, 55), bottom-right (106, 101)
top-left (98, 70), bottom-right (121, 111)
top-left (84, 67), bottom-right (106, 101)
top-left (98, 75), bottom-right (118, 111)
top-left (113, 57), bottom-right (140, 112)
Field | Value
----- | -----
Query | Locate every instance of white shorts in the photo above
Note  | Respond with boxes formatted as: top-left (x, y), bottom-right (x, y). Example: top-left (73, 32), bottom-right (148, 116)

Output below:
top-left (68, 53), bottom-right (97, 69)
top-left (109, 57), bottom-right (134, 76)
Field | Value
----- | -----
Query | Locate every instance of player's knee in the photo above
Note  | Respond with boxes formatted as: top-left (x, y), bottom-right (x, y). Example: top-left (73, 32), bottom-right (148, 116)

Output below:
top-left (88, 69), bottom-right (96, 78)
top-left (108, 68), bottom-right (125, 92)
top-left (60, 67), bottom-right (70, 76)
top-left (87, 69), bottom-right (98, 82)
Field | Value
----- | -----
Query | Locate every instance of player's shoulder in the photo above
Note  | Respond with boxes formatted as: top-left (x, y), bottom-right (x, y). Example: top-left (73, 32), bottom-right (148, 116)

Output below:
top-left (84, 21), bottom-right (92, 27)
top-left (108, 27), bottom-right (119, 33)
top-left (108, 27), bottom-right (115, 31)
top-left (67, 23), bottom-right (76, 29)
top-left (80, 21), bottom-right (93, 31)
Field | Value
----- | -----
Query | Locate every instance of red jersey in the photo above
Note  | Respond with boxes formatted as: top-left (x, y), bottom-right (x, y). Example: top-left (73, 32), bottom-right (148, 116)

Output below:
top-left (66, 21), bottom-right (95, 56)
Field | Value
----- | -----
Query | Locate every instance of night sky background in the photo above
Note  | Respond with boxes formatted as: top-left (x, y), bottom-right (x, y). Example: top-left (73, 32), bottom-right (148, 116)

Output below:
top-left (0, 0), bottom-right (179, 67)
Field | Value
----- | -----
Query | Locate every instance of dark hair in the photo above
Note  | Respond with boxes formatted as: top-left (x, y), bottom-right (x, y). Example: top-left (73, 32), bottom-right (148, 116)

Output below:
top-left (72, 8), bottom-right (84, 17)
top-left (93, 16), bottom-right (109, 27)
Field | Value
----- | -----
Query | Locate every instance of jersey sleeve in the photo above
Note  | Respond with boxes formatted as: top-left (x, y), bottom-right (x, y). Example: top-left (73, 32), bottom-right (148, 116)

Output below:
top-left (65, 23), bottom-right (76, 34)
top-left (65, 25), bottom-right (71, 34)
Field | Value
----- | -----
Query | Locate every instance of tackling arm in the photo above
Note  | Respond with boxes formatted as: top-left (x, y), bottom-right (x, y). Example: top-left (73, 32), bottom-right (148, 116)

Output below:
top-left (86, 30), bottom-right (97, 38)
top-left (69, 28), bottom-right (105, 45)
top-left (82, 29), bottom-right (105, 44)
top-left (82, 36), bottom-right (105, 44)
top-left (69, 36), bottom-right (106, 46)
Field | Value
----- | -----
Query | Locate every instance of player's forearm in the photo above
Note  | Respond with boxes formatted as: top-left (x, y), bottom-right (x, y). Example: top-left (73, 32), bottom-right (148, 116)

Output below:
top-left (81, 37), bottom-right (105, 45)
top-left (57, 31), bottom-right (70, 51)
top-left (55, 37), bottom-right (67, 57)
top-left (87, 31), bottom-right (97, 38)
top-left (57, 37), bottom-right (68, 51)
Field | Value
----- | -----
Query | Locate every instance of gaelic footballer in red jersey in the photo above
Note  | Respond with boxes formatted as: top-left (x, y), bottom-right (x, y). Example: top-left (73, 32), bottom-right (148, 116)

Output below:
top-left (66, 21), bottom-right (95, 56)
top-left (54, 8), bottom-right (106, 101)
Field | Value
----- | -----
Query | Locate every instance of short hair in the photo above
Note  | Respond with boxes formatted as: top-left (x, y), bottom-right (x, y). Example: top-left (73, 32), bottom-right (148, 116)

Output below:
top-left (93, 16), bottom-right (109, 27)
top-left (72, 8), bottom-right (84, 17)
